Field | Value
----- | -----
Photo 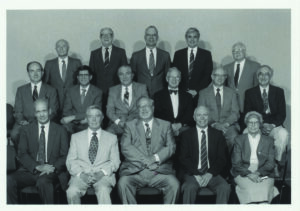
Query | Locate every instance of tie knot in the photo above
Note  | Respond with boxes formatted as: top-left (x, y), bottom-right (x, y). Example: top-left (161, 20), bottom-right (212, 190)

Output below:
top-left (150, 49), bottom-right (153, 53)
top-left (92, 132), bottom-right (97, 137)
top-left (263, 88), bottom-right (267, 93)
top-left (191, 50), bottom-right (193, 54)
top-left (82, 88), bottom-right (86, 94)
top-left (237, 63), bottom-right (240, 67)
top-left (145, 123), bottom-right (149, 128)
top-left (201, 130), bottom-right (205, 134)
top-left (62, 60), bottom-right (65, 64)
top-left (41, 125), bottom-right (45, 130)
top-left (105, 47), bottom-right (109, 51)
top-left (169, 89), bottom-right (178, 95)
top-left (34, 85), bottom-right (37, 89)
top-left (125, 86), bottom-right (128, 91)
top-left (217, 88), bottom-right (220, 92)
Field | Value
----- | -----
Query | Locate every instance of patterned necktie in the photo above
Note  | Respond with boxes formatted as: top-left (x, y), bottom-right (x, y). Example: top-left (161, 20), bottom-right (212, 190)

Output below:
top-left (145, 123), bottom-right (151, 154)
top-left (234, 63), bottom-right (240, 87)
top-left (62, 60), bottom-right (67, 82)
top-left (199, 130), bottom-right (208, 174)
top-left (169, 89), bottom-right (178, 95)
top-left (262, 89), bottom-right (269, 113)
top-left (37, 125), bottom-right (46, 164)
top-left (149, 49), bottom-right (155, 76)
top-left (33, 85), bottom-right (38, 101)
top-left (104, 47), bottom-right (109, 69)
top-left (216, 88), bottom-right (221, 120)
top-left (89, 132), bottom-right (98, 164)
top-left (81, 88), bottom-right (86, 104)
top-left (189, 49), bottom-right (194, 79)
top-left (124, 86), bottom-right (129, 107)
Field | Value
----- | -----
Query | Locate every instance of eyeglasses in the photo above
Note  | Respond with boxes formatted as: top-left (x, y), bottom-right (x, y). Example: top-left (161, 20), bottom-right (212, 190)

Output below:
top-left (78, 74), bottom-right (90, 77)
top-left (247, 121), bottom-right (260, 126)
top-left (213, 74), bottom-right (226, 77)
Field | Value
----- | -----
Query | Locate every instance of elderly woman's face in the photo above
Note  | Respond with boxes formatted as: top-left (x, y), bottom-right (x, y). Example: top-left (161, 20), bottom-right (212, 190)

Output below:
top-left (247, 116), bottom-right (260, 135)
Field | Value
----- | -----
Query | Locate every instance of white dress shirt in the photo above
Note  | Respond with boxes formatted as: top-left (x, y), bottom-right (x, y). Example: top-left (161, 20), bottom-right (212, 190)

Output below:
top-left (31, 81), bottom-right (42, 96)
top-left (37, 121), bottom-right (50, 162)
top-left (213, 85), bottom-right (224, 106)
top-left (234, 58), bottom-right (245, 84)
top-left (248, 133), bottom-right (261, 172)
top-left (168, 87), bottom-right (179, 118)
top-left (58, 57), bottom-right (69, 79)
top-left (121, 84), bottom-right (133, 106)
top-left (188, 47), bottom-right (198, 65)
top-left (102, 45), bottom-right (112, 62)
top-left (146, 47), bottom-right (157, 68)
top-left (196, 126), bottom-right (210, 169)
top-left (80, 84), bottom-right (90, 95)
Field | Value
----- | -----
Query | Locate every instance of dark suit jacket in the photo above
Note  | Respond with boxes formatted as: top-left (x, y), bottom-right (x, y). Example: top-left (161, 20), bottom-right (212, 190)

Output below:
top-left (223, 59), bottom-right (260, 112)
top-left (18, 121), bottom-right (69, 190)
top-left (14, 83), bottom-right (58, 123)
top-left (178, 126), bottom-right (227, 179)
top-left (154, 88), bottom-right (194, 126)
top-left (172, 47), bottom-right (213, 92)
top-left (119, 118), bottom-right (176, 176)
top-left (231, 134), bottom-right (275, 178)
top-left (244, 85), bottom-right (286, 127)
top-left (89, 45), bottom-right (128, 93)
top-left (44, 57), bottom-right (82, 109)
top-left (130, 48), bottom-right (171, 97)
top-left (63, 84), bottom-right (102, 121)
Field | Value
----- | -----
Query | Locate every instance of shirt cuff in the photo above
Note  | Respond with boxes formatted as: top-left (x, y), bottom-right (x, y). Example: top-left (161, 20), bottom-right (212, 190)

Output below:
top-left (77, 172), bottom-right (82, 177)
top-left (154, 154), bottom-right (160, 163)
top-left (114, 119), bottom-right (121, 125)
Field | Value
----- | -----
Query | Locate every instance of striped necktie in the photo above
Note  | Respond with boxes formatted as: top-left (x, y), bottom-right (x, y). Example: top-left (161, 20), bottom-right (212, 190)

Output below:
top-left (149, 50), bottom-right (155, 76)
top-left (104, 47), bottom-right (109, 69)
top-left (199, 130), bottom-right (208, 174)
top-left (37, 125), bottom-right (46, 164)
top-left (189, 49), bottom-right (194, 79)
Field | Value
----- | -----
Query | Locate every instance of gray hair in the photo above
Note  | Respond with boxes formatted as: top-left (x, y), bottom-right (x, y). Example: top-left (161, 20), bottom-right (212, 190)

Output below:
top-left (166, 67), bottom-right (181, 78)
top-left (232, 42), bottom-right (246, 52)
top-left (244, 111), bottom-right (263, 125)
top-left (137, 96), bottom-right (154, 107)
top-left (185, 27), bottom-right (200, 39)
top-left (256, 65), bottom-right (274, 78)
top-left (145, 25), bottom-right (159, 36)
top-left (100, 27), bottom-right (114, 37)
top-left (55, 39), bottom-right (69, 49)
top-left (86, 105), bottom-right (103, 116)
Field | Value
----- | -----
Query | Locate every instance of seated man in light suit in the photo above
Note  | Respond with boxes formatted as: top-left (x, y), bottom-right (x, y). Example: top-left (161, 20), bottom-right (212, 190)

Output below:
top-left (244, 65), bottom-right (288, 173)
top-left (66, 105), bottom-right (120, 204)
top-left (106, 65), bottom-right (148, 136)
top-left (61, 65), bottom-right (102, 133)
top-left (117, 96), bottom-right (180, 204)
top-left (198, 67), bottom-right (240, 152)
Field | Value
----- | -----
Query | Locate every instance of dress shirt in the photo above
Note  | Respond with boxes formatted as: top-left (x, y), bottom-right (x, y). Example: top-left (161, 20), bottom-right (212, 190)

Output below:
top-left (146, 47), bottom-right (157, 68)
top-left (143, 118), bottom-right (160, 163)
top-left (234, 59), bottom-right (245, 84)
top-left (196, 126), bottom-right (210, 169)
top-left (101, 45), bottom-right (112, 62)
top-left (58, 57), bottom-right (69, 78)
top-left (31, 81), bottom-right (42, 96)
top-left (114, 84), bottom-right (133, 125)
top-left (80, 84), bottom-right (90, 95)
top-left (248, 133), bottom-right (261, 172)
top-left (187, 47), bottom-right (198, 65)
top-left (259, 85), bottom-right (270, 114)
top-left (38, 121), bottom-right (50, 163)
top-left (168, 87), bottom-right (179, 118)
top-left (213, 85), bottom-right (224, 106)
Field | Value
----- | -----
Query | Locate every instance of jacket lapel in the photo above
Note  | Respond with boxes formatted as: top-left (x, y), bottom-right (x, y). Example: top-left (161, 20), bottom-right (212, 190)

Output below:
top-left (33, 122), bottom-right (40, 156)
top-left (39, 83), bottom-right (46, 99)
top-left (154, 49), bottom-right (162, 76)
top-left (47, 122), bottom-right (55, 161)
top-left (136, 120), bottom-right (148, 153)
top-left (192, 128), bottom-right (200, 167)
top-left (99, 47), bottom-right (104, 67)
top-left (142, 49), bottom-right (149, 74)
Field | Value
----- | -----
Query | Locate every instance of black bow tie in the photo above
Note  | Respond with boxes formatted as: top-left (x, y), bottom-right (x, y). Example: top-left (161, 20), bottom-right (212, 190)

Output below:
top-left (169, 90), bottom-right (178, 95)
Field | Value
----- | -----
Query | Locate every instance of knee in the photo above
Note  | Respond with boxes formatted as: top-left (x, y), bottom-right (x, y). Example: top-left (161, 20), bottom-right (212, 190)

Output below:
top-left (216, 182), bottom-right (231, 194)
top-left (66, 185), bottom-right (81, 198)
top-left (167, 176), bottom-right (180, 192)
top-left (181, 181), bottom-right (198, 193)
top-left (117, 176), bottom-right (130, 191)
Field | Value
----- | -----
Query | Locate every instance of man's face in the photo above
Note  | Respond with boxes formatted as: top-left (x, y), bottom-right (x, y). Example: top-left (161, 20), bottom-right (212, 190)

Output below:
top-left (77, 70), bottom-right (92, 86)
top-left (211, 69), bottom-right (227, 87)
top-left (194, 107), bottom-right (209, 128)
top-left (55, 40), bottom-right (69, 58)
top-left (138, 98), bottom-right (154, 121)
top-left (144, 28), bottom-right (158, 48)
top-left (247, 116), bottom-right (260, 135)
top-left (100, 29), bottom-right (113, 48)
top-left (166, 70), bottom-right (181, 89)
top-left (87, 108), bottom-right (103, 131)
top-left (28, 63), bottom-right (43, 84)
top-left (118, 66), bottom-right (133, 87)
top-left (257, 67), bottom-right (271, 87)
top-left (232, 45), bottom-right (246, 62)
top-left (35, 101), bottom-right (50, 124)
top-left (186, 31), bottom-right (199, 48)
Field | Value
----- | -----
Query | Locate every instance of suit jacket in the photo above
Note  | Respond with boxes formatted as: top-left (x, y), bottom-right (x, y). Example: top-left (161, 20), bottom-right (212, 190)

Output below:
top-left (244, 85), bottom-right (286, 127)
top-left (66, 129), bottom-right (120, 183)
top-left (119, 118), bottom-right (176, 176)
top-left (89, 45), bottom-right (128, 93)
top-left (198, 84), bottom-right (239, 125)
top-left (44, 56), bottom-right (82, 109)
top-left (106, 82), bottom-right (148, 123)
top-left (63, 84), bottom-right (102, 121)
top-left (179, 126), bottom-right (227, 179)
top-left (14, 83), bottom-right (58, 123)
top-left (231, 134), bottom-right (275, 177)
top-left (130, 48), bottom-right (171, 97)
top-left (18, 121), bottom-right (69, 189)
top-left (172, 47), bottom-right (213, 92)
top-left (154, 88), bottom-right (194, 126)
top-left (224, 59), bottom-right (260, 112)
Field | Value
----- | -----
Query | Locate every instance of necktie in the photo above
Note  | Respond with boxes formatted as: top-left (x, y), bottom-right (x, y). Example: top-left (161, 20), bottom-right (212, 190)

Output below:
top-left (62, 60), bottom-right (67, 82)
top-left (89, 132), bottom-right (98, 164)
top-left (234, 64), bottom-right (240, 87)
top-left (32, 85), bottom-right (38, 101)
top-left (81, 89), bottom-right (86, 104)
top-left (145, 123), bottom-right (151, 154)
top-left (262, 89), bottom-right (269, 113)
top-left (199, 130), bottom-right (208, 174)
top-left (169, 89), bottom-right (178, 95)
top-left (104, 47), bottom-right (109, 69)
top-left (189, 50), bottom-right (194, 79)
top-left (216, 88), bottom-right (221, 120)
top-left (123, 87), bottom-right (130, 107)
top-left (37, 125), bottom-right (46, 164)
top-left (149, 49), bottom-right (155, 76)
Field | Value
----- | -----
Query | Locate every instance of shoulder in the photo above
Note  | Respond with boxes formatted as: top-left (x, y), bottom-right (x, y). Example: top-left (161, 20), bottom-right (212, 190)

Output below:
top-left (132, 48), bottom-right (144, 57)
top-left (261, 135), bottom-right (274, 144)
top-left (157, 48), bottom-right (170, 56)
top-left (45, 58), bottom-right (57, 64)
top-left (199, 86), bottom-right (212, 94)
top-left (17, 83), bottom-right (30, 91)
top-left (245, 59), bottom-right (260, 66)
top-left (89, 84), bottom-right (102, 93)
top-left (245, 86), bottom-right (259, 94)
top-left (208, 126), bottom-right (223, 137)
top-left (154, 118), bottom-right (171, 127)
top-left (101, 130), bottom-right (117, 140)
top-left (68, 57), bottom-right (81, 63)
top-left (270, 85), bottom-right (284, 93)
top-left (174, 48), bottom-right (187, 55)
top-left (154, 88), bottom-right (167, 97)
top-left (109, 84), bottom-right (120, 92)
top-left (42, 83), bottom-right (56, 91)
top-left (90, 48), bottom-right (101, 55)
top-left (197, 47), bottom-right (212, 55)
top-left (223, 86), bottom-right (236, 94)
top-left (112, 45), bottom-right (125, 52)
top-left (223, 61), bottom-right (234, 69)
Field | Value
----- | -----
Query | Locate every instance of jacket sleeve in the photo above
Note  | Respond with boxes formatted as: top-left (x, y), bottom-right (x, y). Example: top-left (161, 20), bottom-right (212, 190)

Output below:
top-left (257, 138), bottom-right (276, 176)
top-left (224, 91), bottom-right (240, 125)
top-left (53, 127), bottom-right (69, 173)
top-left (14, 87), bottom-right (25, 123)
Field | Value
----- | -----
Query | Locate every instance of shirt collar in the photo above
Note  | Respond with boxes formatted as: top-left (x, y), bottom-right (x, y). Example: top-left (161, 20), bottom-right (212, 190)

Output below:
top-left (259, 85), bottom-right (270, 93)
top-left (196, 126), bottom-right (208, 133)
top-left (102, 45), bottom-right (112, 51)
top-left (168, 86), bottom-right (178, 91)
top-left (188, 47), bottom-right (198, 52)
top-left (59, 56), bottom-right (68, 63)
top-left (122, 83), bottom-right (132, 90)
top-left (31, 81), bottom-right (42, 89)
top-left (143, 118), bottom-right (154, 127)
top-left (235, 58), bottom-right (245, 66)
top-left (146, 47), bottom-right (157, 53)
top-left (213, 85), bottom-right (223, 91)
top-left (38, 120), bottom-right (50, 129)
top-left (88, 127), bottom-right (102, 136)
top-left (80, 84), bottom-right (90, 91)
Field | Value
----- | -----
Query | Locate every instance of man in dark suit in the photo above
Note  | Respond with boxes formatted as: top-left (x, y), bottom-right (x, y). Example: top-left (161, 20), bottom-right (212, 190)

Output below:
top-left (179, 106), bottom-right (230, 204)
top-left (130, 25), bottom-right (171, 98)
top-left (117, 96), bottom-right (179, 204)
top-left (223, 42), bottom-right (260, 129)
top-left (61, 65), bottom-right (102, 134)
top-left (44, 39), bottom-right (82, 112)
top-left (172, 27), bottom-right (213, 106)
top-left (244, 65), bottom-right (288, 165)
top-left (7, 98), bottom-right (69, 204)
top-left (106, 65), bottom-right (148, 136)
top-left (11, 61), bottom-right (58, 147)
top-left (154, 67), bottom-right (194, 137)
